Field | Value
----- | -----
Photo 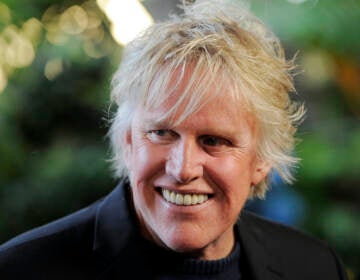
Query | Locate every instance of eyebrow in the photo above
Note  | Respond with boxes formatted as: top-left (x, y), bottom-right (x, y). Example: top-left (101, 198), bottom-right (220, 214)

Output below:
top-left (142, 117), bottom-right (240, 138)
top-left (141, 118), bottom-right (174, 129)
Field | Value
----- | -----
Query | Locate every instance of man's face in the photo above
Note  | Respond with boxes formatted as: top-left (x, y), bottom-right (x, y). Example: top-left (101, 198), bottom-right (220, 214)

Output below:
top-left (124, 72), bottom-right (270, 260)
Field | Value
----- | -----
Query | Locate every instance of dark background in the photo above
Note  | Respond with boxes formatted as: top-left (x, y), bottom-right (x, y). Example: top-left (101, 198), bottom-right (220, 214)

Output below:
top-left (0, 0), bottom-right (359, 278)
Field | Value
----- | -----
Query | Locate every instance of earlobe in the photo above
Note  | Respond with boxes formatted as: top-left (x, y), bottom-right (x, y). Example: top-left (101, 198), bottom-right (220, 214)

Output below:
top-left (125, 129), bottom-right (132, 145)
top-left (251, 160), bottom-right (272, 186)
top-left (123, 130), bottom-right (132, 168)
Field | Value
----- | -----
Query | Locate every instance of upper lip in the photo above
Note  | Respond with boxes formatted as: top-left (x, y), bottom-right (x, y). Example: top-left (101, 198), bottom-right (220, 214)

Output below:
top-left (155, 186), bottom-right (213, 195)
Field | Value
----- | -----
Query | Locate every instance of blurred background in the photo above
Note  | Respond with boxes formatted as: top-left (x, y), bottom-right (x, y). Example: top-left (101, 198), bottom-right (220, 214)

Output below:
top-left (0, 0), bottom-right (358, 278)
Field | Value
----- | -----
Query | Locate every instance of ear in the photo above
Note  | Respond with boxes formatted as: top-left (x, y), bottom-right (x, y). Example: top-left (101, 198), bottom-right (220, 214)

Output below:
top-left (123, 129), bottom-right (133, 169)
top-left (251, 160), bottom-right (272, 186)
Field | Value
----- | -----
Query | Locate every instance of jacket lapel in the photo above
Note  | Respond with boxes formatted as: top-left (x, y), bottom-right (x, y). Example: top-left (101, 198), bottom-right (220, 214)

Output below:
top-left (93, 180), bottom-right (136, 259)
top-left (237, 211), bottom-right (285, 280)
top-left (93, 180), bottom-right (155, 278)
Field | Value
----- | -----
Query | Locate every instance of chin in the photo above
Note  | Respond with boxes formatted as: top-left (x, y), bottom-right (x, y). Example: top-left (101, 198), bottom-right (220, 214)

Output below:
top-left (160, 232), bottom-right (210, 256)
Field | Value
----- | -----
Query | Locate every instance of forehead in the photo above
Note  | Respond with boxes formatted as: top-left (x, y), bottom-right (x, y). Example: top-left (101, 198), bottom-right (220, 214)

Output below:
top-left (143, 62), bottom-right (244, 126)
top-left (136, 75), bottom-right (256, 138)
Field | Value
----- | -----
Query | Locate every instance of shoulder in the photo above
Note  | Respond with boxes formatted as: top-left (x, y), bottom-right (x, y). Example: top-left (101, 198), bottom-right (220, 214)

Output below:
top-left (239, 210), bottom-right (325, 247)
top-left (0, 199), bottom-right (101, 252)
top-left (0, 199), bottom-right (104, 278)
top-left (238, 211), bottom-right (348, 279)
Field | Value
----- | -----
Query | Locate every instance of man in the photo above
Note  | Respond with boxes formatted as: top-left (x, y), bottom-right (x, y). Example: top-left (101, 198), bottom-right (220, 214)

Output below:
top-left (0, 0), bottom-right (348, 279)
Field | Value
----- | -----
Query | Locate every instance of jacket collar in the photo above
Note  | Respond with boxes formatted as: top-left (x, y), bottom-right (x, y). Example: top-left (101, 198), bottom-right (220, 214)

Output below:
top-left (93, 180), bottom-right (285, 278)
top-left (237, 211), bottom-right (285, 280)
top-left (93, 179), bottom-right (137, 259)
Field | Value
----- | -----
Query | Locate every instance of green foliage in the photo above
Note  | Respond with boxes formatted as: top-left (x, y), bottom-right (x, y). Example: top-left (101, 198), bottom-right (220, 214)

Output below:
top-left (0, 0), bottom-right (118, 241)
top-left (0, 0), bottom-right (359, 278)
top-left (251, 0), bottom-right (360, 57)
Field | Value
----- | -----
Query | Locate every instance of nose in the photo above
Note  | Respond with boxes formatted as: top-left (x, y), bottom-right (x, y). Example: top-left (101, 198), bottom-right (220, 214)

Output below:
top-left (165, 138), bottom-right (204, 184)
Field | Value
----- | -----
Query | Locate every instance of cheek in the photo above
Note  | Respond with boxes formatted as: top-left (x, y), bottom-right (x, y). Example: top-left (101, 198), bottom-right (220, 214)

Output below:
top-left (130, 140), bottom-right (166, 183)
top-left (206, 157), bottom-right (253, 197)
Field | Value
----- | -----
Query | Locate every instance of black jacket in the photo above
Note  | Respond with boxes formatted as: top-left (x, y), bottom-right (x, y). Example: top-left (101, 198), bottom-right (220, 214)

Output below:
top-left (0, 180), bottom-right (348, 279)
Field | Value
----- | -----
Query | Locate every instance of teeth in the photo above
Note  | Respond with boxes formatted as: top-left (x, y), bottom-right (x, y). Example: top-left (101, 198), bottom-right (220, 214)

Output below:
top-left (175, 193), bottom-right (183, 205)
top-left (161, 189), bottom-right (209, 206)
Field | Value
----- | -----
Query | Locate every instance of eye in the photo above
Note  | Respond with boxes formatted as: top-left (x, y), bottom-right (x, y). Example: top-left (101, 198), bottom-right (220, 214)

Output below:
top-left (150, 130), bottom-right (167, 136)
top-left (146, 129), bottom-right (177, 143)
top-left (200, 135), bottom-right (232, 147)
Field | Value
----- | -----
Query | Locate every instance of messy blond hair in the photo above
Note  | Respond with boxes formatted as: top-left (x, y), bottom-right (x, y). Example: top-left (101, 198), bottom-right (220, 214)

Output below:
top-left (109, 0), bottom-right (305, 198)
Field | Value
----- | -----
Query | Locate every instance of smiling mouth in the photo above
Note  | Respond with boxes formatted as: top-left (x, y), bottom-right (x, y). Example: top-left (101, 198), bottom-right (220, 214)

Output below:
top-left (160, 188), bottom-right (210, 206)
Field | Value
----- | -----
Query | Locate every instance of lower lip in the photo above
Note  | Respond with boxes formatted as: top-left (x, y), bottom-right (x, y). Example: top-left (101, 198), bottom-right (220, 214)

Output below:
top-left (156, 190), bottom-right (213, 213)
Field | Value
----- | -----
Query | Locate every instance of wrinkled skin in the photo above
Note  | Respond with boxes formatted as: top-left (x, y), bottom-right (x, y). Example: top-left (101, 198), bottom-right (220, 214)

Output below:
top-left (124, 69), bottom-right (270, 260)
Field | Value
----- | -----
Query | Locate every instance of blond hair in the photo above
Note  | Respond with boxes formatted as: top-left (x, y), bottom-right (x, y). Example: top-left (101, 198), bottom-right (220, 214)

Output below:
top-left (109, 0), bottom-right (305, 198)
